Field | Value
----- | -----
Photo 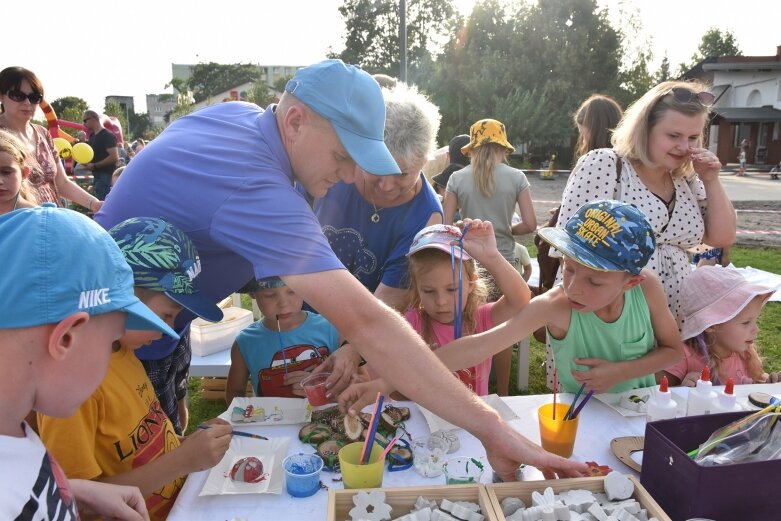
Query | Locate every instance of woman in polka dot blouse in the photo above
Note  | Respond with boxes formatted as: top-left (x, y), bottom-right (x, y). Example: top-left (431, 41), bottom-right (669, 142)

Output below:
top-left (556, 80), bottom-right (735, 318)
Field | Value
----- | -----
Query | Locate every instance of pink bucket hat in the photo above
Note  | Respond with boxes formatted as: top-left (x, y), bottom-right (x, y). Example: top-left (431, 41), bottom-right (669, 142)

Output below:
top-left (407, 224), bottom-right (472, 260)
top-left (679, 265), bottom-right (775, 340)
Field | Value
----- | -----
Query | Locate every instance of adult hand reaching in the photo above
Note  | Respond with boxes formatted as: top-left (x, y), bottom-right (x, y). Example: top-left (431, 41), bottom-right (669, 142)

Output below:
top-left (310, 343), bottom-right (361, 399)
top-left (485, 423), bottom-right (589, 481)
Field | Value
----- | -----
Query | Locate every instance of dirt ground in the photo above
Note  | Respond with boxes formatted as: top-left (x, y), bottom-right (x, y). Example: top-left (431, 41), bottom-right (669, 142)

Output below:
top-left (518, 172), bottom-right (781, 248)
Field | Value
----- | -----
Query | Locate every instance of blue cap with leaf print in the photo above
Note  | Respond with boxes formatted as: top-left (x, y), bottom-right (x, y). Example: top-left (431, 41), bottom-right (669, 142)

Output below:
top-left (537, 200), bottom-right (655, 275)
top-left (109, 217), bottom-right (224, 322)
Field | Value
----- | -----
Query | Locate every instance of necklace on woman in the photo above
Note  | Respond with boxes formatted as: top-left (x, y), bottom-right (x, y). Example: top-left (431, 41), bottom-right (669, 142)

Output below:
top-left (364, 178), bottom-right (383, 223)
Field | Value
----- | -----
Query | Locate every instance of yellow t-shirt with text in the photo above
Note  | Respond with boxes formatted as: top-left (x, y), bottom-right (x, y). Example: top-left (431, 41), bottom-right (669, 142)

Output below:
top-left (38, 348), bottom-right (184, 521)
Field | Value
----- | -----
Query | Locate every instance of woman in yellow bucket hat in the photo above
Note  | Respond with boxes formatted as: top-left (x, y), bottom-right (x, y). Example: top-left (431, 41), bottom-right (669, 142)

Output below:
top-left (443, 118), bottom-right (537, 395)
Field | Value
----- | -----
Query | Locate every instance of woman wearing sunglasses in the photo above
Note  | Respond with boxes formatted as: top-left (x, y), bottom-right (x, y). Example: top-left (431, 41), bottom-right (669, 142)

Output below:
top-left (556, 80), bottom-right (735, 319)
top-left (0, 67), bottom-right (101, 212)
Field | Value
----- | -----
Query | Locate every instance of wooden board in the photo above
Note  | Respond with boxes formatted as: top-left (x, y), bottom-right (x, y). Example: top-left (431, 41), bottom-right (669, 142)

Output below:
top-left (327, 484), bottom-right (496, 521)
top-left (486, 476), bottom-right (671, 521)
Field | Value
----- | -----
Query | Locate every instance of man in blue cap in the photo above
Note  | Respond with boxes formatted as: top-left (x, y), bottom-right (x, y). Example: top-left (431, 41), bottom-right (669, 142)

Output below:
top-left (96, 59), bottom-right (586, 480)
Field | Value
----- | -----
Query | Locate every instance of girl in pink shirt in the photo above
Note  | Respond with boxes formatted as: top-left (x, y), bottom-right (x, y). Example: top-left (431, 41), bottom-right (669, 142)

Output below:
top-left (660, 265), bottom-right (778, 386)
top-left (403, 221), bottom-right (529, 394)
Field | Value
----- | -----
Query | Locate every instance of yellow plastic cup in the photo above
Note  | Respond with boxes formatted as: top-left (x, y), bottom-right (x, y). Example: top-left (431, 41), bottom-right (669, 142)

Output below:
top-left (538, 403), bottom-right (579, 458)
top-left (338, 442), bottom-right (385, 489)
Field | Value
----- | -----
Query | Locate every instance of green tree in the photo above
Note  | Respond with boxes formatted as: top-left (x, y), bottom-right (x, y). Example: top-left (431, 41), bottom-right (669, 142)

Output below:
top-left (679, 28), bottom-right (743, 74)
top-left (273, 74), bottom-right (293, 93)
top-left (245, 81), bottom-right (275, 107)
top-left (186, 62), bottom-right (260, 103)
top-left (103, 100), bottom-right (129, 138)
top-left (332, 0), bottom-right (458, 76)
top-left (129, 112), bottom-right (152, 141)
top-left (655, 54), bottom-right (672, 84)
top-left (420, 0), bottom-right (624, 163)
top-left (50, 96), bottom-right (89, 127)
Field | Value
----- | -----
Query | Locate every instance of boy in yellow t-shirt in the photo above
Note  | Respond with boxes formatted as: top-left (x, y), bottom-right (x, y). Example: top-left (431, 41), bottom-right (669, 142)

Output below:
top-left (38, 217), bottom-right (232, 521)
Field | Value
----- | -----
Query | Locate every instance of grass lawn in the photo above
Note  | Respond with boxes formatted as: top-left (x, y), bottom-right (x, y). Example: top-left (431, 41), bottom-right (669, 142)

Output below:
top-left (186, 245), bottom-right (781, 433)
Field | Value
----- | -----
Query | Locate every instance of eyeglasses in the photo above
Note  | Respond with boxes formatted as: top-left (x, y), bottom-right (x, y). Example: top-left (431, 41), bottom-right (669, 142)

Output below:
top-left (666, 88), bottom-right (715, 107)
top-left (6, 89), bottom-right (43, 104)
top-left (83, 117), bottom-right (94, 123)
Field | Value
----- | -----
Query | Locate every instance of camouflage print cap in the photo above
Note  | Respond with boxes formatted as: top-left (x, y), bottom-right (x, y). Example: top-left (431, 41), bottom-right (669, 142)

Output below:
top-left (109, 217), bottom-right (224, 322)
top-left (537, 200), bottom-right (655, 275)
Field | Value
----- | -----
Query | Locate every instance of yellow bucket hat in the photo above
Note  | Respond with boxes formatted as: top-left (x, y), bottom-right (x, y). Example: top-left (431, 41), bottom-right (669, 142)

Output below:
top-left (461, 119), bottom-right (515, 156)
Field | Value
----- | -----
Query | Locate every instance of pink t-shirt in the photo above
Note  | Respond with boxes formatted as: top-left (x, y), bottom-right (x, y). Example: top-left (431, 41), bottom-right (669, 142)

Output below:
top-left (405, 303), bottom-right (495, 396)
top-left (665, 343), bottom-right (755, 385)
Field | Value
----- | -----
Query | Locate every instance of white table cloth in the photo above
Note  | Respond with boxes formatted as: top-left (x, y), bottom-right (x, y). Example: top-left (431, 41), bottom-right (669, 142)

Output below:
top-left (168, 383), bottom-right (781, 521)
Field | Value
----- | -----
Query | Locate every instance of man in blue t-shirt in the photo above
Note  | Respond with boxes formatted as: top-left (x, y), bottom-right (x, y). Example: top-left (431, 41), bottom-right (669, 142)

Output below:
top-left (96, 59), bottom-right (586, 481)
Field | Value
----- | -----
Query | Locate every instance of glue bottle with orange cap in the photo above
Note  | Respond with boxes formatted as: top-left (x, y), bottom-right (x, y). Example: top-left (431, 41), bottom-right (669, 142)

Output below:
top-left (711, 377), bottom-right (743, 414)
top-left (646, 375), bottom-right (678, 423)
top-left (686, 367), bottom-right (718, 416)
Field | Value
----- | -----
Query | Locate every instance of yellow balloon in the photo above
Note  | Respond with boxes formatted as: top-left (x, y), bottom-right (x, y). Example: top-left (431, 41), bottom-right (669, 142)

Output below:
top-left (71, 142), bottom-right (94, 164)
top-left (53, 137), bottom-right (72, 159)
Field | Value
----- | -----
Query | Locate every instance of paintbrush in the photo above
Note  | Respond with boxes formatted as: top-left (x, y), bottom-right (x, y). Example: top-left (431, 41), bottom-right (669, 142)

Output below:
top-left (197, 424), bottom-right (269, 440)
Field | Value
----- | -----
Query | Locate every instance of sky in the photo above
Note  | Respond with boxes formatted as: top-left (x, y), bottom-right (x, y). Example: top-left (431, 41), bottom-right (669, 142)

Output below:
top-left (6, 0), bottom-right (779, 117)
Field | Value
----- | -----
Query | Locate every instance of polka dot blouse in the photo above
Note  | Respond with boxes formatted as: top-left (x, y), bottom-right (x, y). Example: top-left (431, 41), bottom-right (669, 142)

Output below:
top-left (556, 148), bottom-right (708, 317)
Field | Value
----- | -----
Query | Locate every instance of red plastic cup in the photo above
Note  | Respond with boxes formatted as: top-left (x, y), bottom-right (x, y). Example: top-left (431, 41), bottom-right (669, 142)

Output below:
top-left (302, 372), bottom-right (332, 406)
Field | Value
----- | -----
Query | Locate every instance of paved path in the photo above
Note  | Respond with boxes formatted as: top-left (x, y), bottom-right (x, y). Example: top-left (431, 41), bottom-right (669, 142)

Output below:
top-left (519, 170), bottom-right (781, 247)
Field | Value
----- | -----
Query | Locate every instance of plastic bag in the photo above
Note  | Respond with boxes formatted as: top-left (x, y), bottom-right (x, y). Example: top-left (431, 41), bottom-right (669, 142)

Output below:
top-left (694, 410), bottom-right (781, 466)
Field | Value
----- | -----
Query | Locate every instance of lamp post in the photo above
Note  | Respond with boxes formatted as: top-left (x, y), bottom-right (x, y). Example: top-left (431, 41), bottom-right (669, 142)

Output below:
top-left (399, 0), bottom-right (407, 82)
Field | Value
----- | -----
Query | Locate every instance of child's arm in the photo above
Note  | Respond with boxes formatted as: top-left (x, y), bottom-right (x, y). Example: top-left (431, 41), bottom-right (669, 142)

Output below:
top-left (98, 420), bottom-right (232, 496)
top-left (460, 219), bottom-right (531, 325)
top-left (435, 293), bottom-right (556, 371)
top-left (572, 270), bottom-right (684, 393)
top-left (226, 342), bottom-right (250, 404)
top-left (522, 263), bottom-right (533, 282)
top-left (69, 479), bottom-right (149, 521)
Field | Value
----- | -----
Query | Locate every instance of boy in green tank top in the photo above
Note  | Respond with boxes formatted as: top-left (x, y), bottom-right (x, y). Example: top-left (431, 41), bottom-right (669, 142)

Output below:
top-left (430, 199), bottom-right (683, 394)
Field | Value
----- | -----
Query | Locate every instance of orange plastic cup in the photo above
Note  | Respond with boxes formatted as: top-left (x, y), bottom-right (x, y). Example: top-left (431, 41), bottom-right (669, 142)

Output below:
top-left (537, 403), bottom-right (579, 458)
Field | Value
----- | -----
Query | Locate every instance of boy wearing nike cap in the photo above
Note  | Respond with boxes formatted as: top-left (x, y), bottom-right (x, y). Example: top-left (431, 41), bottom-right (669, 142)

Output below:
top-left (0, 206), bottom-right (179, 520)
top-left (38, 217), bottom-right (230, 521)
top-left (429, 200), bottom-right (683, 395)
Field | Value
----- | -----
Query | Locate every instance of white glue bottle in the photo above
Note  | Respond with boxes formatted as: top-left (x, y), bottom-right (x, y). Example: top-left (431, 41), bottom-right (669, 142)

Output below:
top-left (712, 377), bottom-right (742, 413)
top-left (686, 366), bottom-right (718, 416)
top-left (646, 375), bottom-right (678, 422)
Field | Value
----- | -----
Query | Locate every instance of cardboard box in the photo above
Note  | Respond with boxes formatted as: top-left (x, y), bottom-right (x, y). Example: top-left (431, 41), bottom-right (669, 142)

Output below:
top-left (641, 411), bottom-right (779, 521)
top-left (190, 306), bottom-right (253, 357)
top-left (486, 476), bottom-right (670, 521)
top-left (327, 484), bottom-right (494, 521)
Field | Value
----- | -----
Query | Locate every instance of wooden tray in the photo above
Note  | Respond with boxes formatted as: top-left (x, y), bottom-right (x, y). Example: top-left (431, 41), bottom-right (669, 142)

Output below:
top-left (327, 484), bottom-right (496, 521)
top-left (486, 476), bottom-right (670, 521)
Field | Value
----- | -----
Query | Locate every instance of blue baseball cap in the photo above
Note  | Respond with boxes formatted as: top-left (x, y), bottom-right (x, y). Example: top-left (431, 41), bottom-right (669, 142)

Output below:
top-left (285, 59), bottom-right (400, 176)
top-left (109, 217), bottom-right (223, 323)
top-left (0, 206), bottom-right (178, 339)
top-left (537, 200), bottom-right (655, 275)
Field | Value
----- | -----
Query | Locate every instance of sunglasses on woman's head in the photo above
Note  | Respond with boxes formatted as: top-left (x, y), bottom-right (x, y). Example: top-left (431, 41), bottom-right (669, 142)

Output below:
top-left (666, 88), bottom-right (715, 107)
top-left (6, 89), bottom-right (43, 104)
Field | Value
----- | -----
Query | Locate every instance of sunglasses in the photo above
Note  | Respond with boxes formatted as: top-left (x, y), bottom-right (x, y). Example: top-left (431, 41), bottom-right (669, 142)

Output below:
top-left (83, 117), bottom-right (93, 123)
top-left (667, 88), bottom-right (715, 107)
top-left (6, 89), bottom-right (43, 104)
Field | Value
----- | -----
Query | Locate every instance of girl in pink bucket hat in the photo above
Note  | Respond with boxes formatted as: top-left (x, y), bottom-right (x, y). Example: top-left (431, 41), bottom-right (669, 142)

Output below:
top-left (660, 265), bottom-right (779, 386)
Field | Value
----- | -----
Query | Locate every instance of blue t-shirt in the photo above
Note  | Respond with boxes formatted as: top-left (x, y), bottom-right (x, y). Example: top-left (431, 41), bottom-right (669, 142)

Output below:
top-left (313, 174), bottom-right (442, 291)
top-left (236, 312), bottom-right (340, 396)
top-left (96, 103), bottom-right (344, 359)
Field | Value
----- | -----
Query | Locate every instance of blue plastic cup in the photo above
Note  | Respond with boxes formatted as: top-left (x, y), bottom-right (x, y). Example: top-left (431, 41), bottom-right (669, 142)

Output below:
top-left (283, 453), bottom-right (323, 498)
